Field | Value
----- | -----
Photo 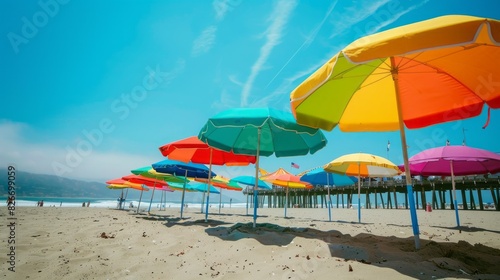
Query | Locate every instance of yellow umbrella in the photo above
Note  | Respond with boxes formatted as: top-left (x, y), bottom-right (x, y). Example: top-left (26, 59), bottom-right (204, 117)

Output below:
top-left (291, 15), bottom-right (500, 249)
top-left (324, 153), bottom-right (401, 224)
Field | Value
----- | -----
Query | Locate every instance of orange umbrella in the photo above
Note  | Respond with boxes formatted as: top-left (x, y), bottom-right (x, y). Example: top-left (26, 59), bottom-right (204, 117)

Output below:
top-left (260, 168), bottom-right (312, 217)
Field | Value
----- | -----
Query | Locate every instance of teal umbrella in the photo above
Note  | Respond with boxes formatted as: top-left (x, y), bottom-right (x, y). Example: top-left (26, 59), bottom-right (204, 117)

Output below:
top-left (198, 107), bottom-right (327, 227)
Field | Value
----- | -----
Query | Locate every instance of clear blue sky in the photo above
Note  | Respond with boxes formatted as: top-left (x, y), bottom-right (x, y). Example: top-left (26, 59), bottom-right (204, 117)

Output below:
top-left (1, 0), bottom-right (500, 183)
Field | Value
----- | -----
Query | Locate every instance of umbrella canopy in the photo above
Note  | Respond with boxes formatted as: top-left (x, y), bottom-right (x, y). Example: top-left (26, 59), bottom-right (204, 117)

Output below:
top-left (324, 153), bottom-right (402, 177)
top-left (290, 15), bottom-right (500, 249)
top-left (198, 107), bottom-right (327, 227)
top-left (300, 168), bottom-right (357, 221)
top-left (152, 159), bottom-right (215, 178)
top-left (401, 145), bottom-right (500, 228)
top-left (300, 169), bottom-right (357, 187)
top-left (159, 136), bottom-right (257, 166)
top-left (324, 153), bottom-right (401, 224)
top-left (122, 174), bottom-right (173, 191)
top-left (291, 15), bottom-right (500, 131)
top-left (261, 168), bottom-right (313, 189)
top-left (190, 183), bottom-right (220, 194)
top-left (131, 166), bottom-right (188, 183)
top-left (198, 107), bottom-right (327, 157)
top-left (195, 175), bottom-right (243, 191)
top-left (230, 175), bottom-right (271, 190)
top-left (107, 183), bottom-right (148, 191)
top-left (402, 145), bottom-right (500, 176)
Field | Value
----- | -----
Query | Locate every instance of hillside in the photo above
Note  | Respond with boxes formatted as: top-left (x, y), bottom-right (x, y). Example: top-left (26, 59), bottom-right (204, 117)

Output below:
top-left (0, 169), bottom-right (115, 198)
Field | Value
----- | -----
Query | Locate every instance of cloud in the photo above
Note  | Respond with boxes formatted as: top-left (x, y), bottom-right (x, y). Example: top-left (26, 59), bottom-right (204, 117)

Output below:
top-left (364, 1), bottom-right (430, 34)
top-left (192, 25), bottom-right (217, 57)
top-left (240, 0), bottom-right (297, 107)
top-left (329, 0), bottom-right (390, 39)
top-left (265, 0), bottom-right (338, 89)
top-left (213, 0), bottom-right (234, 21)
top-left (0, 121), bottom-right (157, 183)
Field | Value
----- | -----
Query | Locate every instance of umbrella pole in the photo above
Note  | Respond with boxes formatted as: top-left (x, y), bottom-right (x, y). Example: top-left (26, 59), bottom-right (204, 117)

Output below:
top-left (327, 174), bottom-right (331, 222)
top-left (147, 180), bottom-right (158, 214)
top-left (284, 187), bottom-right (289, 218)
top-left (180, 169), bottom-right (188, 219)
top-left (392, 56), bottom-right (421, 250)
top-left (450, 161), bottom-right (461, 229)
top-left (124, 188), bottom-right (129, 209)
top-left (246, 186), bottom-right (249, 215)
top-left (205, 149), bottom-right (213, 222)
top-left (219, 188), bottom-right (222, 214)
top-left (136, 187), bottom-right (144, 213)
top-left (201, 192), bottom-right (205, 213)
top-left (357, 166), bottom-right (361, 223)
top-left (253, 128), bottom-right (261, 228)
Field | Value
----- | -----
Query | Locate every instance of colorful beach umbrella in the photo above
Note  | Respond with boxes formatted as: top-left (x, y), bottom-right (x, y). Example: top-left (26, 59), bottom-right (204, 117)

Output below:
top-left (159, 136), bottom-right (255, 222)
top-left (401, 145), bottom-right (500, 228)
top-left (198, 107), bottom-right (327, 227)
top-left (152, 159), bottom-right (215, 218)
top-left (260, 168), bottom-right (313, 218)
top-left (324, 153), bottom-right (401, 224)
top-left (300, 168), bottom-right (357, 221)
top-left (230, 175), bottom-right (272, 216)
top-left (290, 15), bottom-right (500, 249)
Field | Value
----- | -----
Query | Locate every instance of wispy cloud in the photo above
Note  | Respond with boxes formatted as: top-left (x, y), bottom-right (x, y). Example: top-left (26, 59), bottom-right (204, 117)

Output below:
top-left (192, 25), bottom-right (217, 57)
top-left (0, 121), bottom-right (157, 182)
top-left (213, 0), bottom-right (231, 21)
top-left (240, 0), bottom-right (297, 107)
top-left (364, 0), bottom-right (430, 34)
top-left (265, 0), bottom-right (338, 88)
top-left (329, 0), bottom-right (390, 39)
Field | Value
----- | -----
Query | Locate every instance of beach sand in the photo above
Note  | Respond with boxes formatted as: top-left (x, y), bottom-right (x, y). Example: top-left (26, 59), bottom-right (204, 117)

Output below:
top-left (1, 206), bottom-right (500, 279)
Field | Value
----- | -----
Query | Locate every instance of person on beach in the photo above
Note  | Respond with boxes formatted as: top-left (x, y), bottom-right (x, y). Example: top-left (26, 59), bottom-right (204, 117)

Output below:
top-left (40, 200), bottom-right (44, 207)
top-left (86, 201), bottom-right (90, 207)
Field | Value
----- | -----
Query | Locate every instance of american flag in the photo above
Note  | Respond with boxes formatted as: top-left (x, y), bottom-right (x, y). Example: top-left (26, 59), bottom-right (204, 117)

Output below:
top-left (291, 162), bottom-right (300, 169)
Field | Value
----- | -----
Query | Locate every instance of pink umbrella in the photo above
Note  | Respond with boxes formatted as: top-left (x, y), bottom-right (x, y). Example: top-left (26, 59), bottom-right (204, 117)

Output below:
top-left (401, 145), bottom-right (500, 228)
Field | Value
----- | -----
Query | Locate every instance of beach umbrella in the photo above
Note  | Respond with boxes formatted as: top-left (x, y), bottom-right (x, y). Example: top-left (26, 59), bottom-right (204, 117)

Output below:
top-left (401, 145), bottom-right (500, 228)
top-left (261, 170), bottom-right (313, 218)
top-left (230, 175), bottom-right (271, 216)
top-left (131, 167), bottom-right (187, 213)
top-left (290, 15), bottom-right (500, 249)
top-left (152, 159), bottom-right (216, 218)
top-left (159, 136), bottom-right (255, 222)
top-left (300, 168), bottom-right (357, 221)
top-left (324, 153), bottom-right (401, 224)
top-left (198, 107), bottom-right (327, 227)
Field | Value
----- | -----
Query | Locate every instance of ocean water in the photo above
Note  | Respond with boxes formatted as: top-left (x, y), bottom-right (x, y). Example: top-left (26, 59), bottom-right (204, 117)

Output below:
top-left (0, 196), bottom-right (248, 210)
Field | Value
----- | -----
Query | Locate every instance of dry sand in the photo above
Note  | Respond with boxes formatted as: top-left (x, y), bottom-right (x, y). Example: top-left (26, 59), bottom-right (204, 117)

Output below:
top-left (1, 205), bottom-right (500, 279)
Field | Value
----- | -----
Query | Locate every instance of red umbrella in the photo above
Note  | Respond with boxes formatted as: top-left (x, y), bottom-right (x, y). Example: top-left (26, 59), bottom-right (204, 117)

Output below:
top-left (159, 136), bottom-right (256, 221)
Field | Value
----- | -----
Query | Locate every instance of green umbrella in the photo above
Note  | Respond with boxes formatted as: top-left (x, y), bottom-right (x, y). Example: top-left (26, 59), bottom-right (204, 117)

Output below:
top-left (198, 107), bottom-right (327, 227)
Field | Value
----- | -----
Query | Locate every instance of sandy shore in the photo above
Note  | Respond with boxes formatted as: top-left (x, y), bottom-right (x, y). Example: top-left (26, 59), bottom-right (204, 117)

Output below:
top-left (1, 206), bottom-right (500, 279)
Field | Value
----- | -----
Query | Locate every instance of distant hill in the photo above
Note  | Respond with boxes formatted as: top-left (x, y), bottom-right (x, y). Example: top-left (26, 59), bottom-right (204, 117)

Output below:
top-left (0, 169), bottom-right (116, 198)
top-left (0, 169), bottom-right (246, 202)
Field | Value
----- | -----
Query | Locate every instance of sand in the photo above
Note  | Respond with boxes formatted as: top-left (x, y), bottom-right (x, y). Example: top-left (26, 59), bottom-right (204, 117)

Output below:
top-left (1, 205), bottom-right (500, 279)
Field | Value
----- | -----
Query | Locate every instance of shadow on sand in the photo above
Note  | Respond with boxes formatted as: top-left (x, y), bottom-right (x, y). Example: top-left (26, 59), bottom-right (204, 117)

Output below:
top-left (204, 222), bottom-right (500, 279)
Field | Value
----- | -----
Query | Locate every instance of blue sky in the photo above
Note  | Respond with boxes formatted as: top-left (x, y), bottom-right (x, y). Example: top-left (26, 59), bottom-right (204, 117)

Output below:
top-left (1, 0), bottom-right (500, 184)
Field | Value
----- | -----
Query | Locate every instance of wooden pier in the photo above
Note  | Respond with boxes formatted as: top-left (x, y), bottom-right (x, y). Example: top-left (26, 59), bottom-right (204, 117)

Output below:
top-left (246, 176), bottom-right (500, 211)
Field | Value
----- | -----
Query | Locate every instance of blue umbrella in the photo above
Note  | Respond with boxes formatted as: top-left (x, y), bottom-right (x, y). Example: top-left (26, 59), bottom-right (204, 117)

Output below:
top-left (300, 169), bottom-right (357, 221)
top-left (230, 175), bottom-right (272, 216)
top-left (191, 183), bottom-right (220, 194)
top-left (152, 159), bottom-right (216, 218)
